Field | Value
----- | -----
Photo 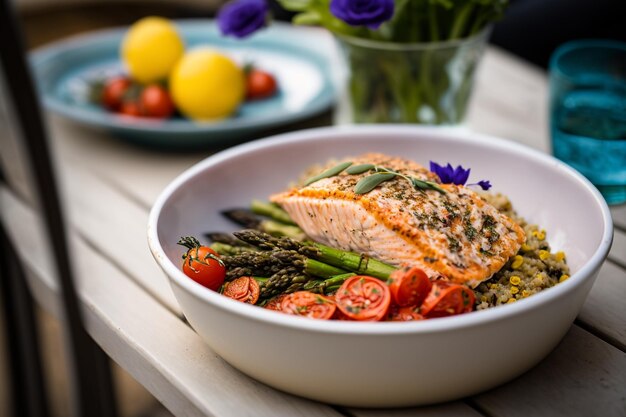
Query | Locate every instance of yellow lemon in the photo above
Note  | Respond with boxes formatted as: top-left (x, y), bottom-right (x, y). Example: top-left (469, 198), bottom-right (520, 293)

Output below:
top-left (121, 16), bottom-right (184, 84)
top-left (169, 48), bottom-right (244, 121)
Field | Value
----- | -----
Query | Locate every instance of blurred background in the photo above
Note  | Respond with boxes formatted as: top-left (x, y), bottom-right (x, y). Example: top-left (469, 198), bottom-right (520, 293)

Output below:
top-left (2, 0), bottom-right (625, 416)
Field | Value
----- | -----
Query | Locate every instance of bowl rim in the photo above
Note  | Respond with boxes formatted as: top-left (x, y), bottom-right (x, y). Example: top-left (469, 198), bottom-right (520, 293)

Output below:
top-left (148, 125), bottom-right (613, 335)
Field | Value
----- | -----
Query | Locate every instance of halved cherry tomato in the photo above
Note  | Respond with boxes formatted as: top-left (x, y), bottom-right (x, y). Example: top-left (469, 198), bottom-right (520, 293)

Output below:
top-left (265, 294), bottom-right (287, 311)
top-left (139, 84), bottom-right (175, 118)
top-left (280, 291), bottom-right (336, 320)
top-left (387, 305), bottom-right (425, 321)
top-left (246, 69), bottom-right (277, 100)
top-left (223, 277), bottom-right (260, 304)
top-left (388, 266), bottom-right (432, 307)
top-left (179, 237), bottom-right (226, 291)
top-left (335, 276), bottom-right (391, 321)
top-left (420, 281), bottom-right (475, 318)
top-left (102, 76), bottom-right (131, 111)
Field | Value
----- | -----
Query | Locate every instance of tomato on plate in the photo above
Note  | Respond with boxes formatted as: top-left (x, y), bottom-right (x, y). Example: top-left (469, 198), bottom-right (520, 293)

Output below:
top-left (335, 276), bottom-right (391, 321)
top-left (280, 291), bottom-right (336, 319)
top-left (388, 265), bottom-right (432, 307)
top-left (420, 281), bottom-right (475, 318)
top-left (387, 305), bottom-right (425, 321)
top-left (139, 84), bottom-right (175, 118)
top-left (102, 76), bottom-right (131, 111)
top-left (119, 100), bottom-right (141, 117)
top-left (223, 276), bottom-right (260, 304)
top-left (245, 69), bottom-right (277, 100)
top-left (178, 236), bottom-right (226, 291)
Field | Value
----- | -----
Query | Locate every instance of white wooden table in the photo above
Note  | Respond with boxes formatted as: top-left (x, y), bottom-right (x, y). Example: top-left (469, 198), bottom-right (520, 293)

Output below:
top-left (2, 28), bottom-right (626, 417)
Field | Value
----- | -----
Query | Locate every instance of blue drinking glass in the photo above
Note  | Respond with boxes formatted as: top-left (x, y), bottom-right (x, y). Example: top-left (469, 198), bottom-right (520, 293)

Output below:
top-left (550, 40), bottom-right (626, 205)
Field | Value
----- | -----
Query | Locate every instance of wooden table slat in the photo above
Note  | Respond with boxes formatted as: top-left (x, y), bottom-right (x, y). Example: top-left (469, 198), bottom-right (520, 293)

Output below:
top-left (473, 325), bottom-right (626, 417)
top-left (59, 165), bottom-right (182, 315)
top-left (578, 260), bottom-right (626, 350)
top-left (611, 205), bottom-right (626, 232)
top-left (609, 228), bottom-right (626, 270)
top-left (0, 185), bottom-right (344, 417)
top-left (348, 402), bottom-right (483, 417)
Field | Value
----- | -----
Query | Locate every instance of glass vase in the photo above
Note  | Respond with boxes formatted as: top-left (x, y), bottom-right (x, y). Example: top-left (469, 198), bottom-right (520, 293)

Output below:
top-left (335, 28), bottom-right (490, 125)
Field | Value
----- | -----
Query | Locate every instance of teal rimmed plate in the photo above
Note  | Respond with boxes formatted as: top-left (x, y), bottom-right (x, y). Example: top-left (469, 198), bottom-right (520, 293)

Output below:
top-left (30, 20), bottom-right (336, 148)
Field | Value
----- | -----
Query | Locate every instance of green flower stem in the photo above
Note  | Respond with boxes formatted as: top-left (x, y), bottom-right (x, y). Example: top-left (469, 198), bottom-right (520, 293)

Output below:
top-left (449, 2), bottom-right (474, 39)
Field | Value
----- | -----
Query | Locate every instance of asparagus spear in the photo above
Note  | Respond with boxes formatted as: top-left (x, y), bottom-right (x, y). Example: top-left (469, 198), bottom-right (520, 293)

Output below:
top-left (233, 230), bottom-right (397, 280)
top-left (303, 273), bottom-right (356, 294)
top-left (222, 248), bottom-right (348, 280)
top-left (250, 200), bottom-right (297, 226)
top-left (221, 208), bottom-right (305, 239)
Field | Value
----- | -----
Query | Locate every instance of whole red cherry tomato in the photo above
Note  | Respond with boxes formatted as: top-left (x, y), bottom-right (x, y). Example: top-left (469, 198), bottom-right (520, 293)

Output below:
top-left (102, 76), bottom-right (131, 111)
top-left (178, 236), bottom-right (226, 291)
top-left (246, 69), bottom-right (277, 100)
top-left (139, 84), bottom-right (175, 118)
top-left (119, 100), bottom-right (141, 117)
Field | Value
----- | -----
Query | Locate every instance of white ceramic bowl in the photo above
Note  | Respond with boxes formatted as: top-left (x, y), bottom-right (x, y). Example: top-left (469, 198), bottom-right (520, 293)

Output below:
top-left (148, 126), bottom-right (613, 407)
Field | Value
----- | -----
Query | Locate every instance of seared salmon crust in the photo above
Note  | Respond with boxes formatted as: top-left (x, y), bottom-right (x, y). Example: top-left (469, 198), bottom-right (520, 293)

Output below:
top-left (271, 153), bottom-right (525, 288)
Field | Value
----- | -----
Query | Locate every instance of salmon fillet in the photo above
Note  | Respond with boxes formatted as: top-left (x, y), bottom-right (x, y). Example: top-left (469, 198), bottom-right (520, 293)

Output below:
top-left (271, 153), bottom-right (525, 288)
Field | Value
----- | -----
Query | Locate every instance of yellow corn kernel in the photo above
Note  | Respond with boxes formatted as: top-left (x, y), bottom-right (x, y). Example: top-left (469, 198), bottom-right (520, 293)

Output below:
top-left (510, 286), bottom-right (519, 295)
top-left (480, 295), bottom-right (488, 303)
top-left (555, 251), bottom-right (566, 262)
top-left (511, 255), bottom-right (524, 269)
top-left (507, 298), bottom-right (516, 304)
top-left (539, 250), bottom-right (550, 260)
top-left (532, 230), bottom-right (546, 240)
top-left (559, 274), bottom-right (570, 283)
top-left (521, 244), bottom-right (532, 252)
top-left (533, 273), bottom-right (544, 285)
top-left (509, 275), bottom-right (521, 285)
top-left (489, 283), bottom-right (498, 290)
top-left (522, 290), bottom-right (530, 298)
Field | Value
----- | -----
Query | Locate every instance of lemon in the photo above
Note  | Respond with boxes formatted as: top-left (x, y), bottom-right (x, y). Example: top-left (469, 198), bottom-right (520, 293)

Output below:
top-left (121, 16), bottom-right (184, 84)
top-left (170, 48), bottom-right (244, 121)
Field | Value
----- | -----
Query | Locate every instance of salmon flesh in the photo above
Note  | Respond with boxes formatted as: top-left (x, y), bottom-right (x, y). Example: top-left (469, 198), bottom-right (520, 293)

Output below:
top-left (271, 153), bottom-right (525, 288)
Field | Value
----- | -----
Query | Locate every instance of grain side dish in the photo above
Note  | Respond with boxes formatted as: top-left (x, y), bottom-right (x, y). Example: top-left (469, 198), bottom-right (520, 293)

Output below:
top-left (177, 153), bottom-right (569, 321)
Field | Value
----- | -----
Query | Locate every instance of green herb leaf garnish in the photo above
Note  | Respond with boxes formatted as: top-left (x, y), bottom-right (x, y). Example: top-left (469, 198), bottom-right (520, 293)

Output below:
top-left (345, 163), bottom-right (375, 175)
top-left (304, 161), bottom-right (353, 186)
top-left (354, 173), bottom-right (396, 194)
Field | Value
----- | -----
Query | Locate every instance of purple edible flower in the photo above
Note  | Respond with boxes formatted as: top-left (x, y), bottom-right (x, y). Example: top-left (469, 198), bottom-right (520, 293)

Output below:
top-left (429, 161), bottom-right (492, 190)
top-left (472, 180), bottom-right (492, 191)
top-left (217, 0), bottom-right (268, 39)
top-left (429, 162), bottom-right (471, 185)
top-left (330, 0), bottom-right (394, 29)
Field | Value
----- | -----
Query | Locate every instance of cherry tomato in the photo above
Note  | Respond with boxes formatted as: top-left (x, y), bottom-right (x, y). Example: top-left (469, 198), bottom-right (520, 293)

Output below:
top-left (139, 84), bottom-right (175, 118)
top-left (420, 281), bottom-right (475, 318)
top-left (179, 237), bottom-right (226, 291)
top-left (119, 100), bottom-right (141, 117)
top-left (280, 291), bottom-right (336, 320)
top-left (335, 276), bottom-right (391, 321)
top-left (102, 76), bottom-right (131, 111)
top-left (223, 277), bottom-right (260, 304)
top-left (388, 266), bottom-right (432, 307)
top-left (387, 305), bottom-right (425, 321)
top-left (265, 294), bottom-right (287, 311)
top-left (246, 69), bottom-right (277, 100)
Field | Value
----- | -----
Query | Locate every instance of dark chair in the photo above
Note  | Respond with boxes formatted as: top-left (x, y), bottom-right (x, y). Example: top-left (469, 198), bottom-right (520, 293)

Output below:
top-left (0, 0), bottom-right (119, 416)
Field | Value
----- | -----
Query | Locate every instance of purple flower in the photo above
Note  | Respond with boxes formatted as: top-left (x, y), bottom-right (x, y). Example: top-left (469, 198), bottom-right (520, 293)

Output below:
top-left (429, 161), bottom-right (492, 190)
top-left (217, 0), bottom-right (268, 38)
top-left (430, 162), bottom-right (471, 185)
top-left (330, 0), bottom-right (394, 29)
top-left (473, 180), bottom-right (492, 191)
